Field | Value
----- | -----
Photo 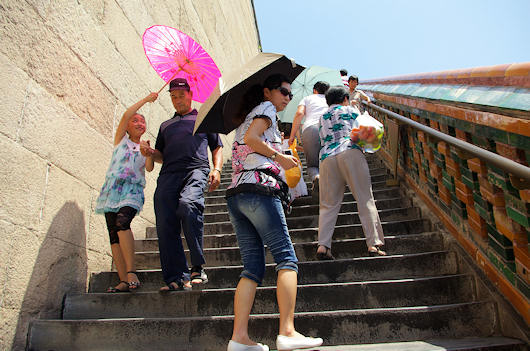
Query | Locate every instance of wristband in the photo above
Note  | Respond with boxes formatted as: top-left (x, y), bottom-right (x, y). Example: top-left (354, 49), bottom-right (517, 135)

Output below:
top-left (213, 168), bottom-right (221, 174)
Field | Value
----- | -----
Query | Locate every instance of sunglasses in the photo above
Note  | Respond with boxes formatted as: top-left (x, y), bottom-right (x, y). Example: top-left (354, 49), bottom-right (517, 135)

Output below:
top-left (277, 87), bottom-right (293, 100)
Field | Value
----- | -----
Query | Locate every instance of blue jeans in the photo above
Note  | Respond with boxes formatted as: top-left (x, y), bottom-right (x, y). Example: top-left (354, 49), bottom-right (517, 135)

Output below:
top-left (227, 192), bottom-right (298, 285)
top-left (154, 168), bottom-right (209, 285)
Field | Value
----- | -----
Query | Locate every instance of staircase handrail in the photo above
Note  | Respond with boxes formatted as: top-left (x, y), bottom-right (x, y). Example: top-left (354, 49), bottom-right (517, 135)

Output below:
top-left (364, 101), bottom-right (530, 185)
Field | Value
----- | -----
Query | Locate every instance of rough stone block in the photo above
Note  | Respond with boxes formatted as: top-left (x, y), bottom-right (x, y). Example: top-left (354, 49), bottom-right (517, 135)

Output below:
top-left (96, 0), bottom-right (162, 93)
top-left (77, 0), bottom-right (105, 24)
top-left (87, 194), bottom-right (111, 257)
top-left (0, 1), bottom-right (117, 140)
top-left (39, 165), bottom-right (92, 247)
top-left (0, 53), bottom-right (30, 141)
top-left (0, 306), bottom-right (26, 351)
top-left (45, 1), bottom-right (147, 107)
top-left (0, 137), bottom-right (47, 230)
top-left (0, 220), bottom-right (14, 296)
top-left (18, 81), bottom-right (111, 189)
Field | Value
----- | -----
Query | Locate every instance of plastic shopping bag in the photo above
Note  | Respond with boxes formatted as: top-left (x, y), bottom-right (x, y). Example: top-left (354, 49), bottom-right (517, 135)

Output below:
top-left (284, 139), bottom-right (302, 188)
top-left (350, 111), bottom-right (384, 153)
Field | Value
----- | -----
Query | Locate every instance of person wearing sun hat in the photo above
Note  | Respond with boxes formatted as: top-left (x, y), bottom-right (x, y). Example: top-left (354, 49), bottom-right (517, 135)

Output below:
top-left (140, 77), bottom-right (223, 291)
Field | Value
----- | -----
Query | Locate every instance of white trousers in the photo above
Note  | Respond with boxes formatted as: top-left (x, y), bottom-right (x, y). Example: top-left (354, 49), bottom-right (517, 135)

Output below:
top-left (318, 148), bottom-right (385, 249)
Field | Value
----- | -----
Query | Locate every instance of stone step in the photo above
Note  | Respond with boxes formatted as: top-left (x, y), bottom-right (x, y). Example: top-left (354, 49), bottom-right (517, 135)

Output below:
top-left (288, 196), bottom-right (411, 218)
top-left (134, 232), bottom-right (444, 270)
top-left (203, 185), bottom-right (402, 213)
top-left (314, 337), bottom-right (527, 351)
top-left (208, 179), bottom-right (389, 204)
top-left (203, 196), bottom-right (410, 223)
top-left (139, 216), bottom-right (431, 250)
top-left (200, 206), bottom-right (420, 235)
top-left (27, 301), bottom-right (498, 351)
top-left (89, 250), bottom-right (457, 292)
top-left (214, 170), bottom-right (389, 193)
top-left (65, 274), bottom-right (476, 319)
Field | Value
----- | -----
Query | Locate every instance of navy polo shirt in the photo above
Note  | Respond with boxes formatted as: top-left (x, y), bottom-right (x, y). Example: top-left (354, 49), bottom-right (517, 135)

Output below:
top-left (155, 109), bottom-right (223, 174)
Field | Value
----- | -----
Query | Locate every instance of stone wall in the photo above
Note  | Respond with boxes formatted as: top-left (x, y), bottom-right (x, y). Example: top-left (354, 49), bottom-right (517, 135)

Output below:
top-left (0, 1), bottom-right (260, 349)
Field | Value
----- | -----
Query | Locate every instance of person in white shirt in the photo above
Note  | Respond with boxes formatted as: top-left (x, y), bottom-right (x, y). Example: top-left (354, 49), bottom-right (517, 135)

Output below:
top-left (288, 81), bottom-right (330, 196)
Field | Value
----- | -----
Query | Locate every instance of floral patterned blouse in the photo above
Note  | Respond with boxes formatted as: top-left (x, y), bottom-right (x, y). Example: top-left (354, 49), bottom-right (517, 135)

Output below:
top-left (228, 101), bottom-right (284, 192)
top-left (95, 135), bottom-right (146, 213)
top-left (319, 104), bottom-right (361, 162)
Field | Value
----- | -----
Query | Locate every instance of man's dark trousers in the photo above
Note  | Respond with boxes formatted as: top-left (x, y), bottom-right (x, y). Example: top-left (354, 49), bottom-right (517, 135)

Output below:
top-left (154, 167), bottom-right (209, 285)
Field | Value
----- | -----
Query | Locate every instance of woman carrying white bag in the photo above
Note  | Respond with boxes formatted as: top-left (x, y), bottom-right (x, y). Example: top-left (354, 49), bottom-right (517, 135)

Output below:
top-left (315, 85), bottom-right (386, 260)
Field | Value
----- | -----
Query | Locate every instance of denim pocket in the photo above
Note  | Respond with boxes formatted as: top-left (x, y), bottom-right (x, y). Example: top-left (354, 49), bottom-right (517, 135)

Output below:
top-left (238, 192), bottom-right (261, 213)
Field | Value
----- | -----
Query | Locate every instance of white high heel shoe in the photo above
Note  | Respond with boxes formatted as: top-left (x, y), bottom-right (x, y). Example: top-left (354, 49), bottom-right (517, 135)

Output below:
top-left (276, 334), bottom-right (323, 350)
top-left (227, 340), bottom-right (269, 351)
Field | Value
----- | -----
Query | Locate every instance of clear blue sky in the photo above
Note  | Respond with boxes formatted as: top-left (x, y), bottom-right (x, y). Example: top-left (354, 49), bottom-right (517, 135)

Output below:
top-left (253, 0), bottom-right (530, 80)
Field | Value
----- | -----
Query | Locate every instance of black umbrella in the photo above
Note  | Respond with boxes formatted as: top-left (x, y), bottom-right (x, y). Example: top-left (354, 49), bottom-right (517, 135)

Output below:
top-left (193, 53), bottom-right (305, 135)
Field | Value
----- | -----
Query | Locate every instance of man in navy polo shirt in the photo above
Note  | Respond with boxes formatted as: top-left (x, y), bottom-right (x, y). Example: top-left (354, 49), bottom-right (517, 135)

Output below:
top-left (141, 78), bottom-right (223, 291)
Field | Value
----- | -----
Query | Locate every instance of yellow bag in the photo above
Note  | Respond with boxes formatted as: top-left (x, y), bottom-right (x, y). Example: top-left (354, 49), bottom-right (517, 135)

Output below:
top-left (285, 139), bottom-right (302, 188)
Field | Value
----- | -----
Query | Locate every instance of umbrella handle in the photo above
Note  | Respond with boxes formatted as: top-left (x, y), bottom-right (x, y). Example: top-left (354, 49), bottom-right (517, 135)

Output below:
top-left (156, 68), bottom-right (182, 94)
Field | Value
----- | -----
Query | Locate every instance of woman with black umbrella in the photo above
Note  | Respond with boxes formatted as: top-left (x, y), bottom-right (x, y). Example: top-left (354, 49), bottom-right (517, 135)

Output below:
top-left (225, 74), bottom-right (323, 351)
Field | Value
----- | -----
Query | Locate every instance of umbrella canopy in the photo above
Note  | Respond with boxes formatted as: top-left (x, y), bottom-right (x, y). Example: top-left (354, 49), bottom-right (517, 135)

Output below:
top-left (142, 25), bottom-right (221, 102)
top-left (277, 66), bottom-right (343, 123)
top-left (194, 53), bottom-right (305, 135)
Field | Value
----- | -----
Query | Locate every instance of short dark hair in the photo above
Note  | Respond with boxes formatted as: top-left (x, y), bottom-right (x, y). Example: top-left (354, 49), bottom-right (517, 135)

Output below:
top-left (237, 74), bottom-right (292, 124)
top-left (340, 69), bottom-right (348, 76)
top-left (278, 121), bottom-right (292, 138)
top-left (348, 75), bottom-right (359, 83)
top-left (325, 85), bottom-right (349, 106)
top-left (313, 81), bottom-right (330, 94)
top-left (263, 74), bottom-right (290, 91)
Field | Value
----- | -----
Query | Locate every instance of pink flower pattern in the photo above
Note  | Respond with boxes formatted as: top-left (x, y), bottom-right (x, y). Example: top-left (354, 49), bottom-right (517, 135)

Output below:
top-left (228, 101), bottom-right (284, 190)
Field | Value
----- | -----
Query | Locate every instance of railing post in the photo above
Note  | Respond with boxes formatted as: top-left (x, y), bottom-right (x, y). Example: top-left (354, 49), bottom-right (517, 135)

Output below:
top-left (386, 118), bottom-right (400, 186)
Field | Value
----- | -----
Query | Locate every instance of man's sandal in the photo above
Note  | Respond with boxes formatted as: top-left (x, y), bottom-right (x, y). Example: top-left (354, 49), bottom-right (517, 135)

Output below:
top-left (107, 281), bottom-right (129, 293)
top-left (190, 269), bottom-right (209, 285)
top-left (127, 271), bottom-right (141, 290)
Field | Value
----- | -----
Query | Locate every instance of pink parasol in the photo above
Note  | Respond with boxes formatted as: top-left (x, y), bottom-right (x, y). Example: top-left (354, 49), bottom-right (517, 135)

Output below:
top-left (142, 25), bottom-right (221, 103)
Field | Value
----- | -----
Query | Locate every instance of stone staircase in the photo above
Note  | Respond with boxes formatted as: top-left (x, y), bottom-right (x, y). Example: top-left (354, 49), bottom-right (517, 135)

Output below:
top-left (27, 154), bottom-right (528, 350)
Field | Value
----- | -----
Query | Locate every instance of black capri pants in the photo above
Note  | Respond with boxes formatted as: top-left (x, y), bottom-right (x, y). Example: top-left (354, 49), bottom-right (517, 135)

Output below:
top-left (104, 206), bottom-right (137, 244)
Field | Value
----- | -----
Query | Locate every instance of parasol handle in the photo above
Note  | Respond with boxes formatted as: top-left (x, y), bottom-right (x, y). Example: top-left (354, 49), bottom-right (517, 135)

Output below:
top-left (156, 68), bottom-right (182, 94)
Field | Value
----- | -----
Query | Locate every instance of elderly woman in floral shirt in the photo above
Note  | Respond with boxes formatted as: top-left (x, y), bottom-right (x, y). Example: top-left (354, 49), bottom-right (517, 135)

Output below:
top-left (316, 85), bottom-right (386, 260)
